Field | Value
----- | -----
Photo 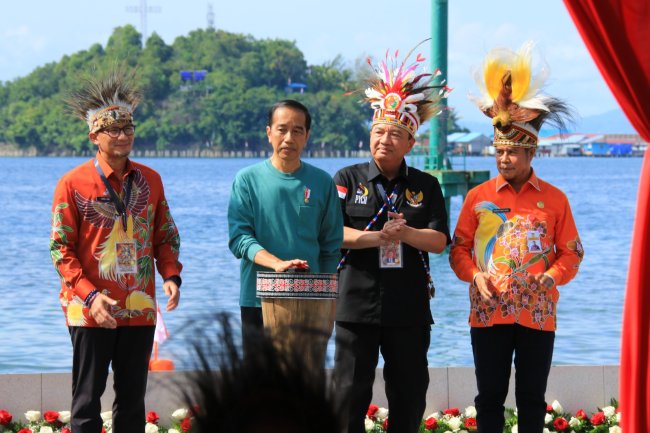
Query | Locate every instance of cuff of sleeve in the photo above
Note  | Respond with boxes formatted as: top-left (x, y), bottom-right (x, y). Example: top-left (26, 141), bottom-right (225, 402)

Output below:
top-left (246, 244), bottom-right (265, 263)
top-left (74, 279), bottom-right (96, 301)
top-left (164, 275), bottom-right (182, 288)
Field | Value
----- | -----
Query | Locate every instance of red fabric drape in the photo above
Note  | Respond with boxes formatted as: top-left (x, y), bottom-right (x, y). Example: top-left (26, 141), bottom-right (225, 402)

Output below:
top-left (563, 1), bottom-right (650, 431)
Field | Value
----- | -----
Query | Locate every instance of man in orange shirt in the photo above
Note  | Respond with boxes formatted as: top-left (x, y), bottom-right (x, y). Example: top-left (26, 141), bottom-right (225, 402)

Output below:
top-left (450, 44), bottom-right (584, 433)
top-left (50, 69), bottom-right (182, 433)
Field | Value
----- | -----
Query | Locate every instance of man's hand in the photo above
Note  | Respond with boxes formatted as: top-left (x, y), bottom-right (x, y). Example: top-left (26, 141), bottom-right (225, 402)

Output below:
top-left (273, 259), bottom-right (309, 272)
top-left (473, 272), bottom-right (495, 301)
top-left (163, 279), bottom-right (180, 311)
top-left (530, 272), bottom-right (555, 289)
top-left (89, 293), bottom-right (118, 328)
top-left (379, 211), bottom-right (407, 244)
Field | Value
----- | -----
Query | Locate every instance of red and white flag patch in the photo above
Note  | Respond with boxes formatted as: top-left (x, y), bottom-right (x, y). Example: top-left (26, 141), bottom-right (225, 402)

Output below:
top-left (336, 185), bottom-right (348, 199)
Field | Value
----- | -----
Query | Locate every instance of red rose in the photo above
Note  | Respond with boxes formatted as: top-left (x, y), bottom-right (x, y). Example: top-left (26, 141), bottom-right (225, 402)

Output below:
top-left (546, 404), bottom-right (553, 413)
top-left (367, 404), bottom-right (379, 418)
top-left (383, 418), bottom-right (389, 430)
top-left (44, 411), bottom-right (60, 424)
top-left (102, 428), bottom-right (106, 433)
top-left (465, 417), bottom-right (478, 430)
top-left (180, 417), bottom-right (192, 433)
top-left (17, 429), bottom-right (32, 433)
top-left (62, 428), bottom-right (71, 433)
top-left (424, 417), bottom-right (438, 430)
top-left (444, 407), bottom-right (460, 416)
top-left (576, 409), bottom-right (588, 420)
top-left (146, 411), bottom-right (159, 424)
top-left (553, 417), bottom-right (569, 431)
top-left (0, 410), bottom-right (12, 425)
top-left (591, 412), bottom-right (606, 425)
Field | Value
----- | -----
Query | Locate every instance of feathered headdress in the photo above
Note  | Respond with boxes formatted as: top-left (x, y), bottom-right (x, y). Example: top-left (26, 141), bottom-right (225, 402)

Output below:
top-left (354, 40), bottom-right (451, 137)
top-left (66, 67), bottom-right (141, 133)
top-left (472, 42), bottom-right (572, 147)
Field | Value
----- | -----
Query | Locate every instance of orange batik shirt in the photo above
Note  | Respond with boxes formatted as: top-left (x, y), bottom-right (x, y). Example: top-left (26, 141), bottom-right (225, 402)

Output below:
top-left (50, 153), bottom-right (182, 327)
top-left (450, 171), bottom-right (583, 331)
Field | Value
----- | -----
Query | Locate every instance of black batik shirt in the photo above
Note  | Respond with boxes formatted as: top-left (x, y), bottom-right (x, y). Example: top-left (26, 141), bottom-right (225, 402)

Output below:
top-left (333, 160), bottom-right (451, 326)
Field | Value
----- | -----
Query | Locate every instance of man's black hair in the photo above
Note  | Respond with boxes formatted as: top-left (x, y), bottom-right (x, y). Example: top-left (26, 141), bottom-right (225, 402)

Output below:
top-left (267, 99), bottom-right (312, 132)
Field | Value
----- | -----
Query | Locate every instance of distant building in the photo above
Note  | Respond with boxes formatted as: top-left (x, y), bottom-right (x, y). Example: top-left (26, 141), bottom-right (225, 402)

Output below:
top-left (541, 133), bottom-right (646, 156)
top-left (285, 78), bottom-right (307, 94)
top-left (447, 132), bottom-right (492, 155)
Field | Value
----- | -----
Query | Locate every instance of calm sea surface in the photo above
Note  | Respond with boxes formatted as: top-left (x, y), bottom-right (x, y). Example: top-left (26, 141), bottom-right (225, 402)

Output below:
top-left (0, 155), bottom-right (640, 373)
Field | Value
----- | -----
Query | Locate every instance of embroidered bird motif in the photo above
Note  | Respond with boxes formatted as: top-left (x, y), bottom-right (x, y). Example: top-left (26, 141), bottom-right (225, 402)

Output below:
top-left (75, 168), bottom-right (150, 281)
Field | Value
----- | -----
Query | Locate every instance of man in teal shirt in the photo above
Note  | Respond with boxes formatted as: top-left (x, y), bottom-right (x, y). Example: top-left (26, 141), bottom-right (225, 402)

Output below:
top-left (228, 99), bottom-right (343, 350)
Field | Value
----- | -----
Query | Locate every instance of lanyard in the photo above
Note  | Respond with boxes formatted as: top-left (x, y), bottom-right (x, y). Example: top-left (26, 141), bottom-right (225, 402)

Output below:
top-left (94, 159), bottom-right (134, 231)
top-left (337, 184), bottom-right (398, 271)
top-left (338, 180), bottom-right (436, 298)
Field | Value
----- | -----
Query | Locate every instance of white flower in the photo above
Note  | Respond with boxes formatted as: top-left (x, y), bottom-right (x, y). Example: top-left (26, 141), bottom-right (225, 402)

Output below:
top-left (464, 405), bottom-right (477, 418)
top-left (569, 417), bottom-right (581, 428)
top-left (104, 419), bottom-right (113, 431)
top-left (24, 411), bottom-right (41, 422)
top-left (376, 407), bottom-right (389, 421)
top-left (171, 408), bottom-right (189, 421)
top-left (145, 422), bottom-right (159, 433)
top-left (39, 427), bottom-right (53, 433)
top-left (168, 430), bottom-right (181, 433)
top-left (616, 412), bottom-right (621, 423)
top-left (364, 417), bottom-right (376, 432)
top-left (100, 411), bottom-right (113, 422)
top-left (443, 431), bottom-right (453, 433)
top-left (609, 426), bottom-right (622, 433)
top-left (603, 406), bottom-right (616, 417)
top-left (426, 412), bottom-right (440, 420)
top-left (543, 428), bottom-right (550, 433)
top-left (447, 416), bottom-right (462, 430)
top-left (459, 430), bottom-right (469, 433)
top-left (552, 400), bottom-right (564, 414)
top-left (58, 411), bottom-right (71, 423)
top-left (511, 425), bottom-right (518, 433)
top-left (545, 413), bottom-right (553, 424)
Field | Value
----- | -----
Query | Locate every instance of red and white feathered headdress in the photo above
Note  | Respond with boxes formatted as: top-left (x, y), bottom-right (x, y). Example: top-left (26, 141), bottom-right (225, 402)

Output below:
top-left (358, 40), bottom-right (451, 137)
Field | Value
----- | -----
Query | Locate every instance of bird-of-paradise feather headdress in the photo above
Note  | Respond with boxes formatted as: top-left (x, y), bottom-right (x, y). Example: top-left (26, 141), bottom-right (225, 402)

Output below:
top-left (472, 42), bottom-right (572, 147)
top-left (355, 40), bottom-right (451, 137)
top-left (66, 67), bottom-right (141, 133)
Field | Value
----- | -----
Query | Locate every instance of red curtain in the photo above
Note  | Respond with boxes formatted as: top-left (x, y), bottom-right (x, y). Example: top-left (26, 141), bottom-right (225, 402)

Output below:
top-left (563, 1), bottom-right (650, 431)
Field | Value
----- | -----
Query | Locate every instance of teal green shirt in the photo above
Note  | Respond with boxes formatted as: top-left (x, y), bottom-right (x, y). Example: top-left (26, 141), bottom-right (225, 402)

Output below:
top-left (228, 159), bottom-right (343, 307)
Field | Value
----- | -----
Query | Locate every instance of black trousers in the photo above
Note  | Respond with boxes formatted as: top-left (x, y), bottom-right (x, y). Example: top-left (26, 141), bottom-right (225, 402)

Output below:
top-left (69, 326), bottom-right (155, 433)
top-left (471, 324), bottom-right (555, 433)
top-left (334, 322), bottom-right (431, 433)
top-left (240, 306), bottom-right (263, 355)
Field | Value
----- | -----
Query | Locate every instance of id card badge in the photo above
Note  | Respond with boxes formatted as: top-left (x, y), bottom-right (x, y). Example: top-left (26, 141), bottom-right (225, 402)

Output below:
top-left (526, 230), bottom-right (543, 253)
top-left (115, 240), bottom-right (138, 274)
top-left (380, 240), bottom-right (403, 268)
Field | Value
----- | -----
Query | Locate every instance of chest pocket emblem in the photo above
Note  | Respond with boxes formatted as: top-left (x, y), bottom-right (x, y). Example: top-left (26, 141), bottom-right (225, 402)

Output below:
top-left (355, 183), bottom-right (369, 205)
top-left (406, 189), bottom-right (424, 207)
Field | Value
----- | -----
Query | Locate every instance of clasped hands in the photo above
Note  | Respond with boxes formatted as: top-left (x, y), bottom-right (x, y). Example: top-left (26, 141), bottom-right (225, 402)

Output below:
top-left (379, 211), bottom-right (408, 245)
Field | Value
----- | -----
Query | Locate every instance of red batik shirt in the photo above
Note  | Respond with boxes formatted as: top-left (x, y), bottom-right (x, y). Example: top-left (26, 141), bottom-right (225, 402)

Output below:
top-left (50, 153), bottom-right (182, 327)
top-left (449, 171), bottom-right (583, 331)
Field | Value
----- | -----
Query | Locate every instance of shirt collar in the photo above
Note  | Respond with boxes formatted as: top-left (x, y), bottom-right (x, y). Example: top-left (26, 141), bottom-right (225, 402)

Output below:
top-left (367, 159), bottom-right (409, 182)
top-left (95, 151), bottom-right (134, 180)
top-left (496, 169), bottom-right (541, 192)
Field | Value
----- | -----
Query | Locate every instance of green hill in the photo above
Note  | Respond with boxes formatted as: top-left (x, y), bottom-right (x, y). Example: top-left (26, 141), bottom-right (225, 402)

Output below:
top-left (0, 25), bottom-right (369, 155)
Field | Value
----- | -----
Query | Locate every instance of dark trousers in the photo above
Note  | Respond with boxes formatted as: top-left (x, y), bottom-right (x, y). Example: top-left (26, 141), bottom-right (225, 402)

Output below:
top-left (334, 322), bottom-right (431, 433)
top-left (69, 326), bottom-right (155, 433)
top-left (240, 306), bottom-right (263, 356)
top-left (471, 324), bottom-right (555, 433)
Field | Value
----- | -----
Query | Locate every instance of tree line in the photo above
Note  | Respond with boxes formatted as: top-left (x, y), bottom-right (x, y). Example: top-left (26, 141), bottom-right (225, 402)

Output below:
top-left (0, 25), bottom-right (466, 155)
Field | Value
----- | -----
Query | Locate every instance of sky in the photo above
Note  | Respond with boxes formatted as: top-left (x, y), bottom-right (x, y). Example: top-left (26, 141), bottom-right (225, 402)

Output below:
top-left (0, 0), bottom-right (621, 128)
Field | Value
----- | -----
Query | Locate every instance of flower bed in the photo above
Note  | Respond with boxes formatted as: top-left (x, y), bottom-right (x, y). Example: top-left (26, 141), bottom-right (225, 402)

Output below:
top-left (365, 399), bottom-right (621, 433)
top-left (0, 399), bottom-right (620, 433)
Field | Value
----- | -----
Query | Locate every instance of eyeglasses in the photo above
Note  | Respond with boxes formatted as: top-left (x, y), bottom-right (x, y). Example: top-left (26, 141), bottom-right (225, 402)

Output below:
top-left (100, 125), bottom-right (136, 138)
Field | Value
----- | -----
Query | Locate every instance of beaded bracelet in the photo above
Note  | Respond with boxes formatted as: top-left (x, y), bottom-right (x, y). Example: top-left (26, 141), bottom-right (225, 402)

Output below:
top-left (84, 289), bottom-right (99, 308)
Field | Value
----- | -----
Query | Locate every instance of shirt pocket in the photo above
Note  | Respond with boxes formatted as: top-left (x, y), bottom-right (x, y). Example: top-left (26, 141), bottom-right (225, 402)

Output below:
top-left (346, 205), bottom-right (376, 230)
